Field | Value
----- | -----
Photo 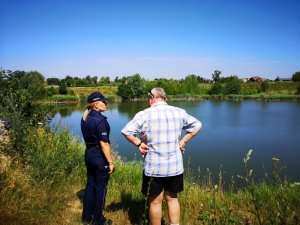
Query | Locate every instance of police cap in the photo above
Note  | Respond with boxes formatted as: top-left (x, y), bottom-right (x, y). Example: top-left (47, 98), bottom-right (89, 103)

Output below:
top-left (87, 92), bottom-right (109, 104)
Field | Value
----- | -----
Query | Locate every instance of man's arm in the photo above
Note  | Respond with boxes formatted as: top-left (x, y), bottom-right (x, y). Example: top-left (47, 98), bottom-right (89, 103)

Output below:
top-left (99, 140), bottom-right (115, 173)
top-left (122, 134), bottom-right (149, 156)
top-left (179, 126), bottom-right (201, 152)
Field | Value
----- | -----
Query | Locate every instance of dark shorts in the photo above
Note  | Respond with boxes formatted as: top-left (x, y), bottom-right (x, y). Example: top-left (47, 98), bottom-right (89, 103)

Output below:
top-left (141, 173), bottom-right (184, 197)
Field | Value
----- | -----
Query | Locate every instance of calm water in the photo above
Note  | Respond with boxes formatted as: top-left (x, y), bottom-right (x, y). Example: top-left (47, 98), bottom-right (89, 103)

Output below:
top-left (50, 100), bottom-right (300, 184)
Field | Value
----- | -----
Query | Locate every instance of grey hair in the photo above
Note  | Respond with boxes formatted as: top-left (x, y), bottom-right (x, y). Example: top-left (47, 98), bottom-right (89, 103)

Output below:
top-left (148, 87), bottom-right (166, 99)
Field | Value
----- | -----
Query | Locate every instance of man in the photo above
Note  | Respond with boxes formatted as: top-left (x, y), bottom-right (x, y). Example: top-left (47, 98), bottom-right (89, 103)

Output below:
top-left (121, 87), bottom-right (202, 225)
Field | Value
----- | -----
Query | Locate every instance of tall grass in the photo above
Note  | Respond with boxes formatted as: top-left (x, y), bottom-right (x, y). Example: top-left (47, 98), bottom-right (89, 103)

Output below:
top-left (0, 126), bottom-right (86, 224)
top-left (1, 127), bottom-right (299, 224)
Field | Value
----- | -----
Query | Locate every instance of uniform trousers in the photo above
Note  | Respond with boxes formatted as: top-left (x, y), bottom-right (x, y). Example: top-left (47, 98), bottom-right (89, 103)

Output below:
top-left (82, 148), bottom-right (109, 225)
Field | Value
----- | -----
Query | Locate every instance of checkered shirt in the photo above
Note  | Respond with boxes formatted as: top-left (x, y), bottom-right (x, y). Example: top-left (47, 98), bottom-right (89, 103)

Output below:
top-left (121, 102), bottom-right (202, 177)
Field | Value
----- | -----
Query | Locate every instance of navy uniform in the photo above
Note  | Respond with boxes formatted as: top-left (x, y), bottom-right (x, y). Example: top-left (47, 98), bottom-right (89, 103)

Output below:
top-left (81, 92), bottom-right (111, 225)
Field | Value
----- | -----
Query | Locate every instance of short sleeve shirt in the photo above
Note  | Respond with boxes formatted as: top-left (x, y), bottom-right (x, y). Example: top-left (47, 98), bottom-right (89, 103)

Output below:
top-left (121, 102), bottom-right (202, 177)
top-left (81, 110), bottom-right (110, 145)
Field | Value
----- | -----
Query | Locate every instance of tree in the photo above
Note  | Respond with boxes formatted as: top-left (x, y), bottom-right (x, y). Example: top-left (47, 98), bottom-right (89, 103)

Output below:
top-left (117, 74), bottom-right (144, 100)
top-left (212, 70), bottom-right (222, 82)
top-left (0, 69), bottom-right (51, 152)
top-left (223, 76), bottom-right (242, 94)
top-left (292, 71), bottom-right (300, 82)
top-left (183, 75), bottom-right (199, 94)
top-left (117, 83), bottom-right (134, 100)
top-left (126, 74), bottom-right (144, 98)
top-left (47, 78), bottom-right (61, 85)
top-left (61, 75), bottom-right (75, 87)
top-left (98, 76), bottom-right (110, 85)
top-left (59, 83), bottom-right (68, 94)
top-left (210, 81), bottom-right (223, 94)
top-left (261, 80), bottom-right (270, 92)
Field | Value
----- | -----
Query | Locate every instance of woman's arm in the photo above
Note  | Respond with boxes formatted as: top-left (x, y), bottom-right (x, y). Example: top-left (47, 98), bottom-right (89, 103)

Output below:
top-left (100, 140), bottom-right (115, 173)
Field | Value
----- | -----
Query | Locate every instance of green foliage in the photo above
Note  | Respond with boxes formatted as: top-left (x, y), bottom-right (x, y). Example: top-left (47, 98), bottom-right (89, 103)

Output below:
top-left (49, 95), bottom-right (78, 102)
top-left (210, 81), bottom-right (223, 94)
top-left (23, 127), bottom-right (85, 184)
top-left (58, 83), bottom-right (68, 94)
top-left (292, 71), bottom-right (300, 82)
top-left (46, 77), bottom-right (61, 85)
top-left (0, 69), bottom-right (51, 152)
top-left (212, 70), bottom-right (222, 82)
top-left (241, 82), bottom-right (260, 95)
top-left (117, 74), bottom-right (145, 100)
top-left (223, 76), bottom-right (242, 94)
top-left (261, 80), bottom-right (270, 92)
top-left (45, 86), bottom-right (58, 96)
top-left (98, 76), bottom-right (111, 85)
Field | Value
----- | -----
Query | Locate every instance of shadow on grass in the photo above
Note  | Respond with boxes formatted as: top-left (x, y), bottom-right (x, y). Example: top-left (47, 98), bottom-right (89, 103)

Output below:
top-left (106, 191), bottom-right (145, 225)
top-left (76, 189), bottom-right (166, 225)
top-left (106, 191), bottom-right (166, 225)
top-left (76, 189), bottom-right (85, 203)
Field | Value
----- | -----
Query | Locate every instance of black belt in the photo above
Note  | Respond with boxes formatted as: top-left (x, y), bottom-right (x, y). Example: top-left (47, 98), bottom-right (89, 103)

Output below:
top-left (86, 144), bottom-right (99, 148)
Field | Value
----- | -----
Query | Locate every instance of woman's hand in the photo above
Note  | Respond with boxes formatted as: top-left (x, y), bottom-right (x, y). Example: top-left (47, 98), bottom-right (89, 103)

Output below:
top-left (108, 163), bottom-right (115, 174)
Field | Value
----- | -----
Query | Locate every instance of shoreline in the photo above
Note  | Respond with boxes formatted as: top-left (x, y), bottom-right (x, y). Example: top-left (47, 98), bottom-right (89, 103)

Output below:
top-left (45, 94), bottom-right (300, 104)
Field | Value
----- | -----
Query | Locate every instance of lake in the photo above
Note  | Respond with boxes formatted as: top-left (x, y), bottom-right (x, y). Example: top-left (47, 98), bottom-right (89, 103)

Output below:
top-left (50, 100), bottom-right (300, 185)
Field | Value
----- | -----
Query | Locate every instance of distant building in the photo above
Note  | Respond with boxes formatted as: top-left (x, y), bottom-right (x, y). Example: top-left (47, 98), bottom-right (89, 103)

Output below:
top-left (274, 77), bottom-right (291, 82)
top-left (248, 76), bottom-right (264, 82)
top-left (241, 78), bottom-right (249, 83)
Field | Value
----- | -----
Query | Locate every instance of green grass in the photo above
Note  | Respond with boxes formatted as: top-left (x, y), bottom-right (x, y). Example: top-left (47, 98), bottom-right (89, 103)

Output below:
top-left (1, 128), bottom-right (299, 225)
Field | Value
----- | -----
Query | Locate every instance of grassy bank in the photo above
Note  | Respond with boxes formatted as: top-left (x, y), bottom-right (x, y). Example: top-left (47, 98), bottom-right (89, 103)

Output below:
top-left (45, 83), bottom-right (300, 103)
top-left (47, 93), bottom-right (300, 104)
top-left (1, 127), bottom-right (299, 225)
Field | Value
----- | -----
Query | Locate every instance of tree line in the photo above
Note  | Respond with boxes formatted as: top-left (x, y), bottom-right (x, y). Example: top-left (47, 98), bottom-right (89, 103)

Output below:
top-left (1, 69), bottom-right (300, 100)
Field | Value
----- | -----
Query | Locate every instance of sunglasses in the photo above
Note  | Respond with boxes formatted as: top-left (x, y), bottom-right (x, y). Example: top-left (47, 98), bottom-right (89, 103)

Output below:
top-left (148, 89), bottom-right (154, 98)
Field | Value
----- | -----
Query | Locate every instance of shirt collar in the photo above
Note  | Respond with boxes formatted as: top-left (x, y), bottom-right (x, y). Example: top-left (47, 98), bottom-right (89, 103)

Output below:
top-left (152, 101), bottom-right (168, 107)
top-left (90, 109), bottom-right (106, 118)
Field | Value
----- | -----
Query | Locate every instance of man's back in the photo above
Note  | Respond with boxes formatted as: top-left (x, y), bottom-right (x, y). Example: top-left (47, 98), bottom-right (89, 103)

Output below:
top-left (122, 101), bottom-right (201, 177)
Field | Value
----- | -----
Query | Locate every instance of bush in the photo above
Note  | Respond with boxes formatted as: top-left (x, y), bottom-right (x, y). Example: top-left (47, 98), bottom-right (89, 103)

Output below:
top-left (23, 127), bottom-right (85, 184)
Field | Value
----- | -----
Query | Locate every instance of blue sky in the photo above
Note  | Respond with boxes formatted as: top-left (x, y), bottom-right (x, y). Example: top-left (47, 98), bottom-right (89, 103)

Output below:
top-left (1, 0), bottom-right (299, 80)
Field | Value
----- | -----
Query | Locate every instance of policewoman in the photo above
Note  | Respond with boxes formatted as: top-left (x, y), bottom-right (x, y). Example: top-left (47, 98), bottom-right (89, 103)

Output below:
top-left (81, 92), bottom-right (114, 225)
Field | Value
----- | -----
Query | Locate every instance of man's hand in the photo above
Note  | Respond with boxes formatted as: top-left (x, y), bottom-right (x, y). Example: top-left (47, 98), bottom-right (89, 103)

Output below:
top-left (179, 140), bottom-right (186, 153)
top-left (139, 142), bottom-right (149, 156)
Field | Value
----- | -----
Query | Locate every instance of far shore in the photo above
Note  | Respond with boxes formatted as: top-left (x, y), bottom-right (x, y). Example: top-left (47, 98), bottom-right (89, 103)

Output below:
top-left (44, 94), bottom-right (300, 104)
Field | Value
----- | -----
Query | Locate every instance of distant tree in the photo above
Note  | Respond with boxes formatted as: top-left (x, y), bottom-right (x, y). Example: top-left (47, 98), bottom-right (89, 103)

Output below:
top-left (47, 78), bottom-right (61, 85)
top-left (292, 71), bottom-right (300, 82)
top-left (85, 75), bottom-right (98, 86)
top-left (59, 83), bottom-right (68, 94)
top-left (117, 74), bottom-right (144, 100)
top-left (61, 75), bottom-right (75, 87)
top-left (98, 76), bottom-right (110, 85)
top-left (197, 76), bottom-right (209, 83)
top-left (183, 75), bottom-right (199, 94)
top-left (127, 74), bottom-right (144, 98)
top-left (210, 81), bottom-right (223, 94)
top-left (212, 70), bottom-right (222, 82)
top-left (261, 80), bottom-right (270, 92)
top-left (46, 86), bottom-right (57, 96)
top-left (25, 71), bottom-right (46, 98)
top-left (223, 76), bottom-right (242, 94)
top-left (114, 76), bottom-right (128, 84)
top-left (117, 83), bottom-right (133, 100)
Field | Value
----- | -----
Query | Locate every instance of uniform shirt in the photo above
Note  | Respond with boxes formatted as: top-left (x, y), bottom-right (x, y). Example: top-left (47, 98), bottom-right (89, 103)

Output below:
top-left (121, 101), bottom-right (202, 177)
top-left (81, 109), bottom-right (110, 147)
